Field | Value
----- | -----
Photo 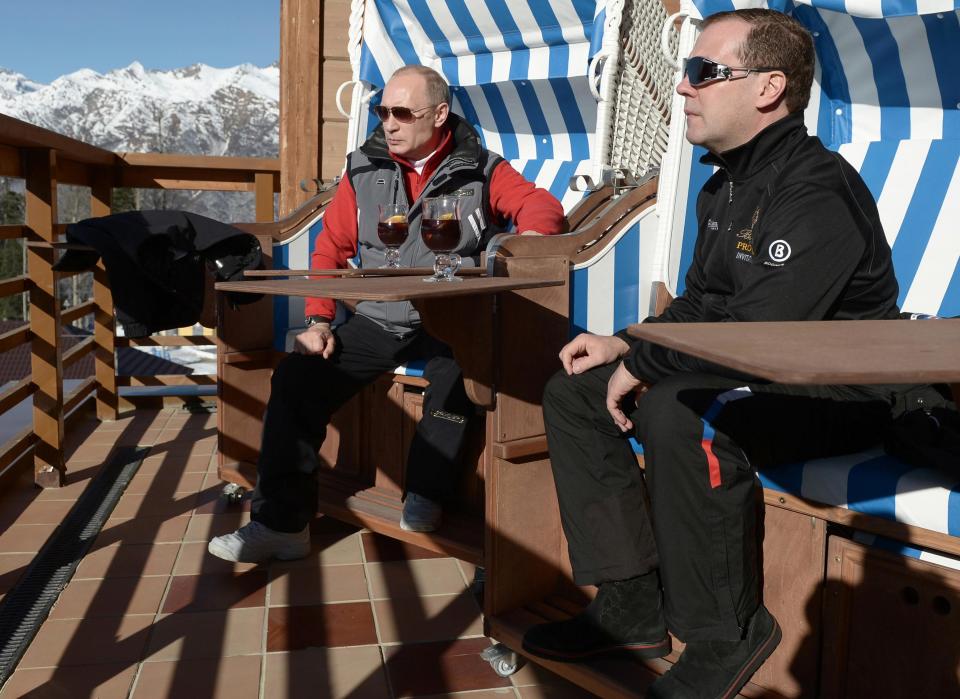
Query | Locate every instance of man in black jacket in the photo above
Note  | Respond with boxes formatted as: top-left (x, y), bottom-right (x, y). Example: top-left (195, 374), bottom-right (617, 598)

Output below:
top-left (522, 10), bottom-right (903, 698)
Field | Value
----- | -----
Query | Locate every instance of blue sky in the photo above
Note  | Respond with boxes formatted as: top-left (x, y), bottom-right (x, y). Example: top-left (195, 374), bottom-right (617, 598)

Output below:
top-left (0, 1), bottom-right (280, 83)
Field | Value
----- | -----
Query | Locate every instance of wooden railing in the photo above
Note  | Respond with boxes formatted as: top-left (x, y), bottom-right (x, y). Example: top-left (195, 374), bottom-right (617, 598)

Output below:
top-left (0, 114), bottom-right (280, 487)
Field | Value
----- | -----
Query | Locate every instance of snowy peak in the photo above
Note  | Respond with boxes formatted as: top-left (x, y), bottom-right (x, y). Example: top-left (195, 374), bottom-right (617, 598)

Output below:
top-left (31, 61), bottom-right (280, 104)
top-left (0, 68), bottom-right (43, 100)
top-left (0, 62), bottom-right (279, 159)
top-left (0, 62), bottom-right (280, 221)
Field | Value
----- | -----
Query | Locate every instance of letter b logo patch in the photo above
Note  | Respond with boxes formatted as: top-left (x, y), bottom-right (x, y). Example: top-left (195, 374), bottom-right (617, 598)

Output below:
top-left (768, 240), bottom-right (792, 263)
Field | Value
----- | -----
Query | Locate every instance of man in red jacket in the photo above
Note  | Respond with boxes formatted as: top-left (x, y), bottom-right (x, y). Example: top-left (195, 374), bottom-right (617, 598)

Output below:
top-left (209, 65), bottom-right (565, 562)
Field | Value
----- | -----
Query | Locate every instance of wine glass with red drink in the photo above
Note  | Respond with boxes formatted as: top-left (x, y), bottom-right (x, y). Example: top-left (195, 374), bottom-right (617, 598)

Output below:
top-left (420, 195), bottom-right (463, 282)
top-left (377, 203), bottom-right (409, 268)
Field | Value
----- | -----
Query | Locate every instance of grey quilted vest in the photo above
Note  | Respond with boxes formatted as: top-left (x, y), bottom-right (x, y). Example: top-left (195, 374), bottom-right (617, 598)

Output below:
top-left (346, 114), bottom-right (505, 335)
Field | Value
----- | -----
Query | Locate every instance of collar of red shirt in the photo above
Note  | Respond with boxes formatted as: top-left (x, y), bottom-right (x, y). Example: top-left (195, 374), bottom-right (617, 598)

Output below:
top-left (388, 126), bottom-right (454, 179)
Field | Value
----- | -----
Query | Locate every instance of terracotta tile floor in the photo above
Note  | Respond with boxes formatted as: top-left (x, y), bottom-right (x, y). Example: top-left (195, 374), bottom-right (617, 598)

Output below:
top-left (0, 408), bottom-right (591, 698)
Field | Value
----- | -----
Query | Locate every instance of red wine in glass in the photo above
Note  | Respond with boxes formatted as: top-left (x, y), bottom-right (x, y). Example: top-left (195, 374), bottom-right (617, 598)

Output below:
top-left (420, 218), bottom-right (460, 252)
top-left (377, 219), bottom-right (409, 247)
top-left (421, 195), bottom-right (463, 282)
top-left (377, 205), bottom-right (408, 268)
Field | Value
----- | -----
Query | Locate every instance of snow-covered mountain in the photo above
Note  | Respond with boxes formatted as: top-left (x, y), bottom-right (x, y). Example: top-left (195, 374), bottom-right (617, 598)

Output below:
top-left (0, 62), bottom-right (280, 220)
top-left (1, 62), bottom-right (278, 156)
top-left (0, 70), bottom-right (43, 102)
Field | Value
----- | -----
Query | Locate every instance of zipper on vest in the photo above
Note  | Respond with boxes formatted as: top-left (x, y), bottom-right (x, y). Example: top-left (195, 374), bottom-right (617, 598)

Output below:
top-left (391, 162), bottom-right (411, 208)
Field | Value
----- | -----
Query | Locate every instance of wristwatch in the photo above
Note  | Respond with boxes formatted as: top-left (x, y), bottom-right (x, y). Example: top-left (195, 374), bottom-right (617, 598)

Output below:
top-left (305, 315), bottom-right (331, 327)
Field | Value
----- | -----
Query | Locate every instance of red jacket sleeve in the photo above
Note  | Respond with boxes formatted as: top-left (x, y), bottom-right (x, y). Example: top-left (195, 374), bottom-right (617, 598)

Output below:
top-left (487, 161), bottom-right (566, 235)
top-left (304, 177), bottom-right (360, 320)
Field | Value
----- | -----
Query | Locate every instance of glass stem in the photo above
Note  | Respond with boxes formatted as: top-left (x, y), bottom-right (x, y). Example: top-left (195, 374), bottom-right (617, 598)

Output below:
top-left (386, 247), bottom-right (401, 268)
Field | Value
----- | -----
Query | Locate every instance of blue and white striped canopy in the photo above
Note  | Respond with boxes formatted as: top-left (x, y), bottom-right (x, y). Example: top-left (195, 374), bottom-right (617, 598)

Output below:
top-left (687, 0), bottom-right (960, 143)
top-left (353, 0), bottom-right (606, 206)
top-left (799, 5), bottom-right (959, 142)
top-left (358, 0), bottom-right (599, 86)
top-left (691, 0), bottom-right (960, 20)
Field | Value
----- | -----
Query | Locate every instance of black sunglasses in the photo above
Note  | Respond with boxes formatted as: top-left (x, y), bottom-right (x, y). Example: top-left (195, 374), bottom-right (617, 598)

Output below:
top-left (682, 56), bottom-right (786, 87)
top-left (372, 104), bottom-right (436, 123)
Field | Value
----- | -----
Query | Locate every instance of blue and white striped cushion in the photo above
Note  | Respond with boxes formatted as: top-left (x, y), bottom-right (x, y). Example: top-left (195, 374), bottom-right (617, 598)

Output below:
top-left (394, 359), bottom-right (428, 378)
top-left (852, 531), bottom-right (960, 571)
top-left (759, 448), bottom-right (960, 538)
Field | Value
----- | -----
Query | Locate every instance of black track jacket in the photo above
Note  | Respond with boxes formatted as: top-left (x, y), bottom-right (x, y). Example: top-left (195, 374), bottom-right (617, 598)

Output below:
top-left (622, 112), bottom-right (900, 382)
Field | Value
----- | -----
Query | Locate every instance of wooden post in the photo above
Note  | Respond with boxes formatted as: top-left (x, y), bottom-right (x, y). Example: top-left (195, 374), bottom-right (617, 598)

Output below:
top-left (280, 0), bottom-right (322, 216)
top-left (320, 0), bottom-right (352, 181)
top-left (254, 172), bottom-right (274, 222)
top-left (90, 169), bottom-right (118, 421)
top-left (25, 149), bottom-right (65, 487)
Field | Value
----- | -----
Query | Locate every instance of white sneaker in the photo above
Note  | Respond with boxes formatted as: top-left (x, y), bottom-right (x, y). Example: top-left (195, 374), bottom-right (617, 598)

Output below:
top-left (400, 493), bottom-right (442, 532)
top-left (207, 521), bottom-right (310, 563)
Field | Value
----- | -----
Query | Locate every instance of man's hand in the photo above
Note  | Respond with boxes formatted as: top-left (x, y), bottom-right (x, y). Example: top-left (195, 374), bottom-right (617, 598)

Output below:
top-left (559, 333), bottom-right (630, 375)
top-left (293, 322), bottom-right (336, 358)
top-left (606, 362), bottom-right (646, 432)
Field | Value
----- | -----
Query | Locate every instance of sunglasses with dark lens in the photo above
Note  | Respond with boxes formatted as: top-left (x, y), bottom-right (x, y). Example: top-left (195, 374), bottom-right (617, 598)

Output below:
top-left (682, 56), bottom-right (786, 87)
top-left (372, 104), bottom-right (435, 123)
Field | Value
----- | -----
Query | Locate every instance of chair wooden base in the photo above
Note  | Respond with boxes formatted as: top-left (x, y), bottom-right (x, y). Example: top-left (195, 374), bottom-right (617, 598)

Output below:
top-left (216, 370), bottom-right (487, 564)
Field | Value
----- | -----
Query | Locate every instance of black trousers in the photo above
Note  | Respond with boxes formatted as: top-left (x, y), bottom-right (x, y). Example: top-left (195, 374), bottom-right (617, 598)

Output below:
top-left (251, 314), bottom-right (473, 532)
top-left (543, 364), bottom-right (894, 641)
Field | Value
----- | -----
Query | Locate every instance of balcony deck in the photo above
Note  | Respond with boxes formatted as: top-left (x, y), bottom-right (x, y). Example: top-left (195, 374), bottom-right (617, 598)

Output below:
top-left (0, 111), bottom-right (588, 698)
top-left (0, 407), bottom-right (589, 698)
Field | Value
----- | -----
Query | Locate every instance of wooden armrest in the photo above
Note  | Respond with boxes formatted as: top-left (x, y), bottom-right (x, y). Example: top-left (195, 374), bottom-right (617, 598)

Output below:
top-left (493, 435), bottom-right (549, 460)
top-left (231, 186), bottom-right (338, 241)
top-left (244, 268), bottom-right (486, 278)
top-left (220, 349), bottom-right (279, 366)
top-left (485, 178), bottom-right (658, 271)
top-left (26, 241), bottom-right (96, 251)
top-left (651, 282), bottom-right (673, 316)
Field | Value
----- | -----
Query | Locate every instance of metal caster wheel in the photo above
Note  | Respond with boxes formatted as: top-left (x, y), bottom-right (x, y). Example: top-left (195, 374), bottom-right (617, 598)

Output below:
top-left (480, 643), bottom-right (521, 678)
top-left (221, 482), bottom-right (246, 505)
top-left (491, 655), bottom-right (520, 678)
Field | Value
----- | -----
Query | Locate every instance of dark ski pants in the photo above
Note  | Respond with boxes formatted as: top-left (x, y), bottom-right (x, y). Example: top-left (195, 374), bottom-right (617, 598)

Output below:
top-left (251, 314), bottom-right (472, 533)
top-left (543, 364), bottom-right (893, 641)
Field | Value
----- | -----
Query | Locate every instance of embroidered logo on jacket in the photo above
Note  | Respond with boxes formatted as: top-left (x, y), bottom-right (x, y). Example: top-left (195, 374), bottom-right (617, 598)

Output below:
top-left (763, 239), bottom-right (792, 267)
top-left (733, 208), bottom-right (760, 262)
